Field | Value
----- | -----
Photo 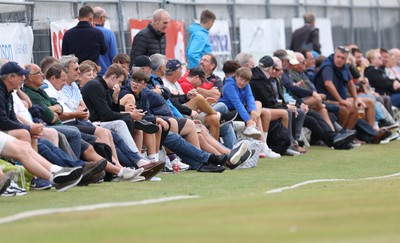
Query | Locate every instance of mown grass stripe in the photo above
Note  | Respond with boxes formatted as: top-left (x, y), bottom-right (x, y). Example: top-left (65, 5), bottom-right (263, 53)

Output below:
top-left (0, 195), bottom-right (199, 225)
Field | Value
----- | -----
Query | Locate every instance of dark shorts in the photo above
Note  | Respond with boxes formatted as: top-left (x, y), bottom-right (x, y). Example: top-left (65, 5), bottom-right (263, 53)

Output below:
top-left (159, 116), bottom-right (187, 134)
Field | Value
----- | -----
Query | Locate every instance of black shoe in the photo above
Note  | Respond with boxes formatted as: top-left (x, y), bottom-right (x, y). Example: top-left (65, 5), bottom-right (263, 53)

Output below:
top-left (197, 163), bottom-right (225, 173)
top-left (220, 111), bottom-right (237, 125)
top-left (333, 142), bottom-right (353, 150)
top-left (81, 158), bottom-right (107, 182)
top-left (78, 171), bottom-right (105, 186)
top-left (140, 162), bottom-right (165, 181)
top-left (226, 149), bottom-right (253, 170)
top-left (332, 131), bottom-right (356, 148)
top-left (134, 120), bottom-right (159, 134)
top-left (207, 154), bottom-right (228, 165)
top-left (0, 171), bottom-right (13, 195)
top-left (228, 141), bottom-right (248, 165)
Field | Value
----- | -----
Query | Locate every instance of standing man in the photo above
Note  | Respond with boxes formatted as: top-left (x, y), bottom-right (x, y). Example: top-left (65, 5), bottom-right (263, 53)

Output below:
top-left (62, 5), bottom-right (108, 64)
top-left (129, 9), bottom-right (170, 68)
top-left (93, 6), bottom-right (118, 76)
top-left (186, 9), bottom-right (216, 69)
top-left (290, 12), bottom-right (321, 54)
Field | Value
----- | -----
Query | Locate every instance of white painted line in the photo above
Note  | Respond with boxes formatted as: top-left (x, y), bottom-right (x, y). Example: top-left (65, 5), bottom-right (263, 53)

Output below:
top-left (0, 195), bottom-right (199, 225)
top-left (266, 172), bottom-right (400, 194)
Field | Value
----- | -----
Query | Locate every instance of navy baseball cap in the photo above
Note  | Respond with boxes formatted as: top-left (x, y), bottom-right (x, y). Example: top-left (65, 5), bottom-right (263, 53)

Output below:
top-left (132, 55), bottom-right (158, 70)
top-left (165, 59), bottom-right (182, 72)
top-left (0, 61), bottom-right (29, 76)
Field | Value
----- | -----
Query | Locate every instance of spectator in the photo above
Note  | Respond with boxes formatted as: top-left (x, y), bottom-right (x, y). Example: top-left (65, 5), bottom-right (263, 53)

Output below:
top-left (186, 9), bottom-right (216, 69)
top-left (129, 9), bottom-right (170, 68)
top-left (365, 49), bottom-right (400, 108)
top-left (62, 5), bottom-right (107, 64)
top-left (290, 12), bottom-right (321, 54)
top-left (313, 46), bottom-right (364, 130)
top-left (93, 6), bottom-right (118, 76)
top-left (0, 130), bottom-right (83, 192)
top-left (220, 67), bottom-right (281, 158)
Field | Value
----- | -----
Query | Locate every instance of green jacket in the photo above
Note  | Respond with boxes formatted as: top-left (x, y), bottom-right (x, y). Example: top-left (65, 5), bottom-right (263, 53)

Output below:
top-left (23, 85), bottom-right (63, 125)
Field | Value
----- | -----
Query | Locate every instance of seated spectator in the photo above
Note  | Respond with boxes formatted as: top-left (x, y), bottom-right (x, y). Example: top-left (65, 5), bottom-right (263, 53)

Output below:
top-left (0, 130), bottom-right (83, 192)
top-left (220, 67), bottom-right (281, 158)
top-left (365, 48), bottom-right (400, 108)
top-left (313, 46), bottom-right (365, 130)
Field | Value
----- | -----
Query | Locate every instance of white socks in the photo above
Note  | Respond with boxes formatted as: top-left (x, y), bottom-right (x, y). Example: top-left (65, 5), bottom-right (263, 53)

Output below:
top-left (50, 165), bottom-right (63, 173)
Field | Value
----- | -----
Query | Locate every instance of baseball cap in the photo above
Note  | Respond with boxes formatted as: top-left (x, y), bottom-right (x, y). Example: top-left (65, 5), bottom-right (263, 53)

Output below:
top-left (286, 50), bottom-right (300, 65)
top-left (259, 56), bottom-right (276, 68)
top-left (132, 55), bottom-right (157, 70)
top-left (189, 68), bottom-right (206, 82)
top-left (165, 59), bottom-right (182, 72)
top-left (0, 61), bottom-right (29, 76)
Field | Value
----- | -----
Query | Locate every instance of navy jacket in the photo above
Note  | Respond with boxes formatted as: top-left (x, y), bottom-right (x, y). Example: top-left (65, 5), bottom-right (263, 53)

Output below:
top-left (0, 80), bottom-right (30, 131)
top-left (62, 21), bottom-right (108, 64)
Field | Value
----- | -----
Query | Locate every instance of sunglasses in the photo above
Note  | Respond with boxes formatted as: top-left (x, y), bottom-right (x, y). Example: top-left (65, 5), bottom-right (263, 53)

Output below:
top-left (337, 46), bottom-right (350, 54)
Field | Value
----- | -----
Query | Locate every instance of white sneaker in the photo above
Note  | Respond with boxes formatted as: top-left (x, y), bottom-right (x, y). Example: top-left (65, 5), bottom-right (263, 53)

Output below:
top-left (261, 143), bottom-right (281, 159)
top-left (170, 157), bottom-right (190, 171)
top-left (243, 125), bottom-right (262, 139)
top-left (113, 167), bottom-right (144, 182)
top-left (285, 148), bottom-right (301, 156)
top-left (264, 148), bottom-right (281, 158)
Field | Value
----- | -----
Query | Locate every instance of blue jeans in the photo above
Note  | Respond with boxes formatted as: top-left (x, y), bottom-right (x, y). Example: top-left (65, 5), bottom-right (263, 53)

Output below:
top-left (212, 102), bottom-right (237, 149)
top-left (111, 132), bottom-right (144, 168)
top-left (38, 139), bottom-right (85, 167)
top-left (51, 125), bottom-right (82, 158)
top-left (390, 93), bottom-right (400, 108)
top-left (162, 132), bottom-right (210, 170)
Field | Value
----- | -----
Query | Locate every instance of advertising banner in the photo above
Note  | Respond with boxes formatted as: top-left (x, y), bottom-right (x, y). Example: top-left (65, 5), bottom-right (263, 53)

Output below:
top-left (239, 19), bottom-right (286, 65)
top-left (208, 20), bottom-right (231, 72)
top-left (0, 23), bottom-right (33, 64)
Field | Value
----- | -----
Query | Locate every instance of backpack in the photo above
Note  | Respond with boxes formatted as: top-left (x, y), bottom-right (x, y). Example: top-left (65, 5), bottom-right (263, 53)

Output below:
top-left (267, 120), bottom-right (291, 155)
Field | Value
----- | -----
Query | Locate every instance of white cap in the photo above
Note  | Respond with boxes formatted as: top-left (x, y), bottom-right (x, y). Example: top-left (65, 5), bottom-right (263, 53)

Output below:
top-left (286, 50), bottom-right (300, 65)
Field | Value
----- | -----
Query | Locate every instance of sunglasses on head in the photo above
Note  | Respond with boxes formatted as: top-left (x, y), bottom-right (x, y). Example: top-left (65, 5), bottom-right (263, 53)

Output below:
top-left (337, 46), bottom-right (350, 54)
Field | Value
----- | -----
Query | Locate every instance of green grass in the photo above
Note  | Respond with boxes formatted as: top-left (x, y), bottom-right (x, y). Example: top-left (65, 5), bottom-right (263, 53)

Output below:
top-left (1, 141), bottom-right (400, 242)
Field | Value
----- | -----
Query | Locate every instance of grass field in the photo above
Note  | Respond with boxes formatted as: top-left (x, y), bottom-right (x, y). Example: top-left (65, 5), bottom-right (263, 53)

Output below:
top-left (1, 141), bottom-right (400, 242)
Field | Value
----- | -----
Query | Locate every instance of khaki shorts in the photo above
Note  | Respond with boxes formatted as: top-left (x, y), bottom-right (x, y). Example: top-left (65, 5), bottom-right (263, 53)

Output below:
top-left (0, 131), bottom-right (15, 154)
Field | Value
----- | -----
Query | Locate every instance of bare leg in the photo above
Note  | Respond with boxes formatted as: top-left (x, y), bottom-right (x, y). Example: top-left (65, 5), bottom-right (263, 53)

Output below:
top-left (179, 119), bottom-right (200, 148)
top-left (269, 108), bottom-right (289, 128)
top-left (42, 127), bottom-right (59, 146)
top-left (204, 114), bottom-right (220, 139)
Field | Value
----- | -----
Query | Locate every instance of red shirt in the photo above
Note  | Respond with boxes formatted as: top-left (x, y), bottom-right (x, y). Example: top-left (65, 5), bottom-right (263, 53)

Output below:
top-left (178, 77), bottom-right (194, 94)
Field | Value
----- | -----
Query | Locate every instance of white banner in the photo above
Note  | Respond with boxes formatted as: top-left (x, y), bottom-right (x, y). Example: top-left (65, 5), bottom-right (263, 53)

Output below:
top-left (0, 23), bottom-right (33, 64)
top-left (50, 19), bottom-right (78, 59)
top-left (209, 20), bottom-right (231, 72)
top-left (239, 19), bottom-right (286, 65)
top-left (291, 18), bottom-right (334, 56)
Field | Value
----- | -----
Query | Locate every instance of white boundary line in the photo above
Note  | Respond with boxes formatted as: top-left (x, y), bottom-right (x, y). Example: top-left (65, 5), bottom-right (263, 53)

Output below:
top-left (0, 195), bottom-right (199, 225)
top-left (266, 172), bottom-right (400, 194)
